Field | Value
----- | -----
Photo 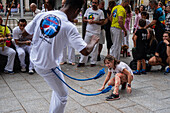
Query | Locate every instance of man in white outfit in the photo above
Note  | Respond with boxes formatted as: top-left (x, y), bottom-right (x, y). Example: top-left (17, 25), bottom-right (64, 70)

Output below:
top-left (0, 16), bottom-right (16, 74)
top-left (13, 19), bottom-right (34, 74)
top-left (22, 0), bottom-right (99, 112)
top-left (77, 0), bottom-right (104, 67)
top-left (30, 3), bottom-right (41, 17)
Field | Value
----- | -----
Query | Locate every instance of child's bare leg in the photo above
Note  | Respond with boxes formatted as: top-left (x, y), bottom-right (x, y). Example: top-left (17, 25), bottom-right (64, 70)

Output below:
top-left (137, 60), bottom-right (141, 70)
top-left (142, 59), bottom-right (146, 70)
top-left (108, 77), bottom-right (115, 86)
top-left (113, 73), bottom-right (123, 94)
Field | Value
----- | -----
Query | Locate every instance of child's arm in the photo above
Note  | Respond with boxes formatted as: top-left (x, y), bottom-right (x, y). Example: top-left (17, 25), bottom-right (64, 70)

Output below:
top-left (98, 72), bottom-right (112, 91)
top-left (133, 35), bottom-right (137, 47)
top-left (122, 69), bottom-right (132, 93)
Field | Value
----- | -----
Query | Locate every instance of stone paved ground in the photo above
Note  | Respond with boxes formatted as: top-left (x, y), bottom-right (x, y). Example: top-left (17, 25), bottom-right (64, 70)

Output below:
top-left (0, 33), bottom-right (170, 113)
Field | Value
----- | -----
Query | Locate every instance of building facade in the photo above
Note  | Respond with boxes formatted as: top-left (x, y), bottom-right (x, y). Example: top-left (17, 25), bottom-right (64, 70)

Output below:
top-left (0, 0), bottom-right (61, 11)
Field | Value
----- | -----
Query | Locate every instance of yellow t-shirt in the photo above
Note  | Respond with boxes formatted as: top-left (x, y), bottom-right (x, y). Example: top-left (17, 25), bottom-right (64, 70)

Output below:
top-left (0, 25), bottom-right (10, 47)
top-left (111, 5), bottom-right (126, 29)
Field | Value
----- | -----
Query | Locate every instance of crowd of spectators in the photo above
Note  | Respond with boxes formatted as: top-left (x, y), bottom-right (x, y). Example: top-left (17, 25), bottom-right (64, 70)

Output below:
top-left (0, 0), bottom-right (170, 75)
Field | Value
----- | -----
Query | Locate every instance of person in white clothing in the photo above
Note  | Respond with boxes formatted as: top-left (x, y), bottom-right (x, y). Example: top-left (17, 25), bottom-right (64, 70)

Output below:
top-left (30, 3), bottom-right (41, 17)
top-left (59, 0), bottom-right (77, 66)
top-left (22, 0), bottom-right (99, 112)
top-left (77, 0), bottom-right (104, 67)
top-left (13, 19), bottom-right (34, 74)
top-left (0, 16), bottom-right (16, 74)
top-left (41, 0), bottom-right (55, 12)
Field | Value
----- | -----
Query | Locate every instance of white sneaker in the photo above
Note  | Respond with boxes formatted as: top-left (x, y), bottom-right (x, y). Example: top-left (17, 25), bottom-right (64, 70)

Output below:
top-left (29, 69), bottom-right (34, 75)
top-left (21, 67), bottom-right (26, 72)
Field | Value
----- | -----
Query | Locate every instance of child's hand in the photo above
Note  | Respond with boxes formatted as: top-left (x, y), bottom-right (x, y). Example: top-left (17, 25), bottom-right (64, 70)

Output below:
top-left (127, 86), bottom-right (132, 93)
top-left (98, 86), bottom-right (105, 91)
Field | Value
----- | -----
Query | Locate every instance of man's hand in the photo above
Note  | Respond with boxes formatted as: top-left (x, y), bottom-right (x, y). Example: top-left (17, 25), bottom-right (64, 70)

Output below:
top-left (88, 19), bottom-right (93, 24)
top-left (124, 30), bottom-right (127, 37)
top-left (26, 40), bottom-right (31, 46)
top-left (164, 40), bottom-right (169, 45)
top-left (91, 35), bottom-right (99, 45)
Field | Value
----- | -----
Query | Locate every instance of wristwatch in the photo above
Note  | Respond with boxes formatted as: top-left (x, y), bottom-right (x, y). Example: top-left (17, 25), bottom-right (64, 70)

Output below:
top-left (127, 84), bottom-right (131, 87)
top-left (167, 44), bottom-right (170, 46)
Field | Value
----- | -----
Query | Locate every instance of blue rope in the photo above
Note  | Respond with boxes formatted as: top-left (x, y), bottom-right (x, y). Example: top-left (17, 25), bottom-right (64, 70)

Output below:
top-left (51, 68), bottom-right (112, 96)
top-left (55, 67), bottom-right (105, 81)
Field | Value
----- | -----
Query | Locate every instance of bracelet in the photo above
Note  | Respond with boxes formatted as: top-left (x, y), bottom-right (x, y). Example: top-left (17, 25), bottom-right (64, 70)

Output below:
top-left (127, 84), bottom-right (131, 87)
top-left (155, 55), bottom-right (159, 57)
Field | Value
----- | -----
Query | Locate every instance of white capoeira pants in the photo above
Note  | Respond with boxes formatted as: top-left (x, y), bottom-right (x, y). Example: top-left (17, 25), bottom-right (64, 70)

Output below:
top-left (99, 29), bottom-right (105, 44)
top-left (16, 45), bottom-right (34, 70)
top-left (60, 45), bottom-right (75, 63)
top-left (0, 46), bottom-right (16, 71)
top-left (110, 27), bottom-right (123, 60)
top-left (35, 66), bottom-right (68, 113)
top-left (79, 31), bottom-right (99, 64)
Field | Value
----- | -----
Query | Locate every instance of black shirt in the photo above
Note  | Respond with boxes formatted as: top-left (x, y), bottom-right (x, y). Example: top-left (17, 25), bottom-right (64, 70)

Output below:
top-left (135, 29), bottom-right (148, 52)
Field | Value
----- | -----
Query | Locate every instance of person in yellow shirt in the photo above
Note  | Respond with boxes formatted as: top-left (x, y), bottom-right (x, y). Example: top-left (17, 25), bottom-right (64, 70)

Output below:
top-left (110, 0), bottom-right (129, 60)
top-left (0, 16), bottom-right (16, 74)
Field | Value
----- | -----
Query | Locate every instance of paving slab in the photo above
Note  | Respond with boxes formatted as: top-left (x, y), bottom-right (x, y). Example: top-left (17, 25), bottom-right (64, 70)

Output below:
top-left (120, 105), bottom-right (153, 113)
top-left (0, 97), bottom-right (23, 113)
top-left (13, 88), bottom-right (43, 103)
top-left (0, 86), bottom-right (15, 99)
top-left (65, 97), bottom-right (90, 113)
top-left (85, 103), bottom-right (122, 113)
top-left (7, 80), bottom-right (33, 91)
top-left (21, 98), bottom-right (49, 113)
top-left (128, 95), bottom-right (170, 111)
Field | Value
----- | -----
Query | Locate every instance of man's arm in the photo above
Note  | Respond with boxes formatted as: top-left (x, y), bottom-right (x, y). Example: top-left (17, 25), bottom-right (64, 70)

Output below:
top-left (80, 35), bottom-right (99, 56)
top-left (83, 17), bottom-right (88, 23)
top-left (89, 19), bottom-right (104, 25)
top-left (15, 39), bottom-right (31, 46)
top-left (118, 16), bottom-right (127, 36)
top-left (145, 20), bottom-right (157, 29)
top-left (22, 29), bottom-right (30, 38)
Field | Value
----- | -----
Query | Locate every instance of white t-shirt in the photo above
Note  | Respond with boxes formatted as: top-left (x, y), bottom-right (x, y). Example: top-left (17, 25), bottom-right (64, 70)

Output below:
top-left (25, 10), bottom-right (87, 69)
top-left (108, 62), bottom-right (133, 76)
top-left (84, 8), bottom-right (104, 35)
top-left (146, 19), bottom-right (151, 26)
top-left (13, 26), bottom-right (32, 48)
top-left (33, 8), bottom-right (41, 17)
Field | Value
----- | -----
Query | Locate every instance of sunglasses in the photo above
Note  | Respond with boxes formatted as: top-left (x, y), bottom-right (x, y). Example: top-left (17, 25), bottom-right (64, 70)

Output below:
top-left (92, 2), bottom-right (98, 4)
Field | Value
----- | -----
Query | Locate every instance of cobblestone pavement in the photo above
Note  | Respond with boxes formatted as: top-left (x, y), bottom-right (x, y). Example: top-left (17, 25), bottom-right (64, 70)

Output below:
top-left (0, 36), bottom-right (170, 113)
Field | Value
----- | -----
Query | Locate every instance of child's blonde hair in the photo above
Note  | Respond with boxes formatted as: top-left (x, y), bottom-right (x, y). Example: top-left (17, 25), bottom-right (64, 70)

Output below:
top-left (104, 55), bottom-right (120, 67)
top-left (147, 29), bottom-right (157, 46)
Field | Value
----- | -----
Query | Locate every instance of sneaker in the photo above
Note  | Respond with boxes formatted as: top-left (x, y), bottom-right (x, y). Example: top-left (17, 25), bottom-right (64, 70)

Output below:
top-left (77, 63), bottom-right (85, 67)
top-left (90, 64), bottom-right (96, 67)
top-left (29, 69), bottom-right (34, 75)
top-left (106, 93), bottom-right (120, 101)
top-left (21, 67), bottom-right (26, 72)
top-left (4, 70), bottom-right (14, 74)
top-left (121, 82), bottom-right (127, 90)
top-left (141, 69), bottom-right (147, 74)
top-left (133, 70), bottom-right (141, 75)
top-left (164, 67), bottom-right (170, 74)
